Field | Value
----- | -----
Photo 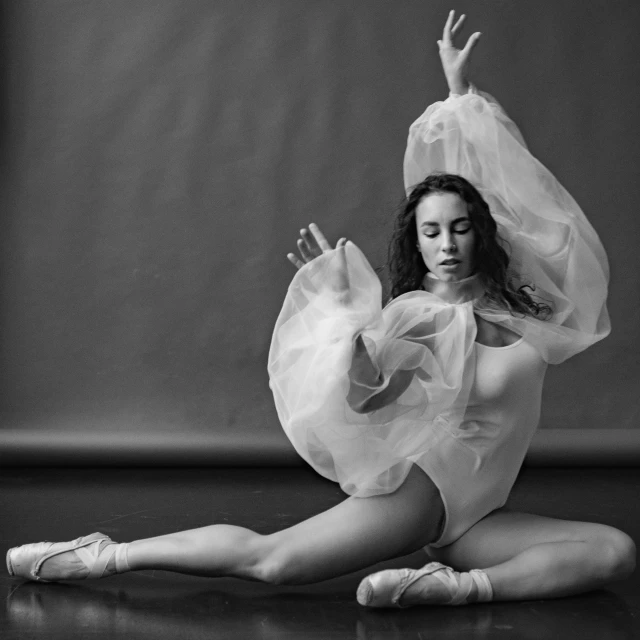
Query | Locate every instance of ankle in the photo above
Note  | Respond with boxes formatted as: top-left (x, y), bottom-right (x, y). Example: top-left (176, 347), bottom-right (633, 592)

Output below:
top-left (402, 565), bottom-right (493, 607)
top-left (461, 578), bottom-right (479, 603)
top-left (109, 542), bottom-right (131, 576)
top-left (468, 569), bottom-right (493, 603)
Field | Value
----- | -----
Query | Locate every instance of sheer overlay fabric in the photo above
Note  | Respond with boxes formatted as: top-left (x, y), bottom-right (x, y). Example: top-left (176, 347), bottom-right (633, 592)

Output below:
top-left (268, 86), bottom-right (610, 497)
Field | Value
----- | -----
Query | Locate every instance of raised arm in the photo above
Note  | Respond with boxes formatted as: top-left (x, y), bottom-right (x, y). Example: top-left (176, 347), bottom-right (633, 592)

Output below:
top-left (402, 13), bottom-right (610, 363)
top-left (288, 225), bottom-right (414, 413)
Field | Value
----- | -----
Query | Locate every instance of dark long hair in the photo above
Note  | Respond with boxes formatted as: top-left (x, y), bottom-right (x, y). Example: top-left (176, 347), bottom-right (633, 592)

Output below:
top-left (386, 173), bottom-right (552, 319)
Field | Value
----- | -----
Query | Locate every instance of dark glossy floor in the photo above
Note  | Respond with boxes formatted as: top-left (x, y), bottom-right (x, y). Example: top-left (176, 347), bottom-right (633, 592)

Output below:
top-left (1, 466), bottom-right (639, 639)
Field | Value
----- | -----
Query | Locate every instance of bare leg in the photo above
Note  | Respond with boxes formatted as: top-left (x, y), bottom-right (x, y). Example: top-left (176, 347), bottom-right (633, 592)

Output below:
top-left (484, 539), bottom-right (634, 600)
top-left (39, 465), bottom-right (445, 585)
top-left (398, 509), bottom-right (636, 605)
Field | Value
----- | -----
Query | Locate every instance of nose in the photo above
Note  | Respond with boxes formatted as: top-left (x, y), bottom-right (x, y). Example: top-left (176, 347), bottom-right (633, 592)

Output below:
top-left (442, 233), bottom-right (457, 253)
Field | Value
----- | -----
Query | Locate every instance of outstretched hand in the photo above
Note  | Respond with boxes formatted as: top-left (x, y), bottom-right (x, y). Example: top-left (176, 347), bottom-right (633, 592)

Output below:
top-left (287, 223), bottom-right (351, 300)
top-left (287, 223), bottom-right (346, 269)
top-left (437, 10), bottom-right (481, 95)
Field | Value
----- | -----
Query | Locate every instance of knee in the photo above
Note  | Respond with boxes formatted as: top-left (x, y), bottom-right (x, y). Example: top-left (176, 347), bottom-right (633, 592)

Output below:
top-left (253, 539), bottom-right (306, 586)
top-left (597, 528), bottom-right (636, 581)
top-left (255, 556), bottom-right (305, 586)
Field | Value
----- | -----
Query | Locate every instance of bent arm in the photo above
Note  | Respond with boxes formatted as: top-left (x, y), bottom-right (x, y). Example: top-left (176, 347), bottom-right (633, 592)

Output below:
top-left (347, 335), bottom-right (415, 414)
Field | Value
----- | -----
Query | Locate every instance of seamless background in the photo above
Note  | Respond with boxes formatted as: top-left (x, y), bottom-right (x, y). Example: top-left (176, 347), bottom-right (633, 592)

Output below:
top-left (0, 0), bottom-right (638, 460)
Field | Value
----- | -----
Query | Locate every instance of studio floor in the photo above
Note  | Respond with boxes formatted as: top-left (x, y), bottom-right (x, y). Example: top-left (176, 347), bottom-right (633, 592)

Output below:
top-left (1, 466), bottom-right (639, 639)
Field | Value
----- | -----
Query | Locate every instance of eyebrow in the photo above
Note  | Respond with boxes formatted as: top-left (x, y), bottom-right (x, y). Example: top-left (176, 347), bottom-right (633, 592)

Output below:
top-left (420, 217), bottom-right (470, 228)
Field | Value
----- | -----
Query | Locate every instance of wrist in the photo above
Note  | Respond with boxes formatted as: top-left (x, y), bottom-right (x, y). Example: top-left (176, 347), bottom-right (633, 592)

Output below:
top-left (447, 78), bottom-right (470, 96)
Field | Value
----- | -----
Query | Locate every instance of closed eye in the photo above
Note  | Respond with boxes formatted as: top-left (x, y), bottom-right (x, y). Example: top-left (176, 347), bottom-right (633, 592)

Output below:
top-left (424, 227), bottom-right (471, 238)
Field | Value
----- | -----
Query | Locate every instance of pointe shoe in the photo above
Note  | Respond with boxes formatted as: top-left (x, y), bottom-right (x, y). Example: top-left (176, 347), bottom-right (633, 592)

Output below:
top-left (356, 561), bottom-right (492, 608)
top-left (6, 532), bottom-right (130, 583)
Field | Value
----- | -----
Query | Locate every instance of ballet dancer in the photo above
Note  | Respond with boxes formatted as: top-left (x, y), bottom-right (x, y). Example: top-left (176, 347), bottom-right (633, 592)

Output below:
top-left (7, 11), bottom-right (635, 608)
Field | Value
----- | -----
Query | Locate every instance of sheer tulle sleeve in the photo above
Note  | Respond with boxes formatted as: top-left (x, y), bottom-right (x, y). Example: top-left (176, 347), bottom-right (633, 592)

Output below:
top-left (268, 86), bottom-right (611, 497)
top-left (404, 85), bottom-right (611, 363)
top-left (268, 242), bottom-right (477, 497)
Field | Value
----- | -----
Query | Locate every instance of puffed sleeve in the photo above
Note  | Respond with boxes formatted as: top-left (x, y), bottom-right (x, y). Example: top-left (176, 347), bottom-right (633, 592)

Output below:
top-left (268, 242), bottom-right (477, 497)
top-left (404, 85), bottom-right (611, 363)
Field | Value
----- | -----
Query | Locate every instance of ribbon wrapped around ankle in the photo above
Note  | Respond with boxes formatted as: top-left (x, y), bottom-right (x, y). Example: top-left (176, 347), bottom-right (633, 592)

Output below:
top-left (425, 562), bottom-right (493, 605)
top-left (74, 540), bottom-right (130, 579)
top-left (357, 561), bottom-right (494, 607)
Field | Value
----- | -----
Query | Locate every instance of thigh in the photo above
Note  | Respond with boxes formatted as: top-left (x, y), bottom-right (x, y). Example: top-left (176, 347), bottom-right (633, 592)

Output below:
top-left (264, 464), bottom-right (445, 584)
top-left (428, 507), bottom-right (627, 571)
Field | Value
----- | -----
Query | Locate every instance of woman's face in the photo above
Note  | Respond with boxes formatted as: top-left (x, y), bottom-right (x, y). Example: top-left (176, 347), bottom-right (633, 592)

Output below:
top-left (415, 192), bottom-right (476, 281)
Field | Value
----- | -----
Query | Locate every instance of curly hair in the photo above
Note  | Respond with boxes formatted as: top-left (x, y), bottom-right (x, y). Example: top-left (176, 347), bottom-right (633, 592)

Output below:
top-left (386, 173), bottom-right (553, 320)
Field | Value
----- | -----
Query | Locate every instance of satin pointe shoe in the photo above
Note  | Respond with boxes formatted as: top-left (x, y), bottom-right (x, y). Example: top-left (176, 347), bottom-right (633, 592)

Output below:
top-left (6, 532), bottom-right (130, 583)
top-left (356, 561), bottom-right (493, 608)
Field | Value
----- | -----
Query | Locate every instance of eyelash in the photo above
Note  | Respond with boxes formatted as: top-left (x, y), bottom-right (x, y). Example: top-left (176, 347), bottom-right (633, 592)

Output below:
top-left (424, 228), bottom-right (471, 239)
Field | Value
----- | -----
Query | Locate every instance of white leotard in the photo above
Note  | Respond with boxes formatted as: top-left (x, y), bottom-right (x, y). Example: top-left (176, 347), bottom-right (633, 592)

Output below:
top-left (421, 336), bottom-right (547, 548)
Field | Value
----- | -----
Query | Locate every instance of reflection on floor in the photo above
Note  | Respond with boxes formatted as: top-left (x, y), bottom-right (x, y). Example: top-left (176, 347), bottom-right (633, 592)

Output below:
top-left (1, 467), bottom-right (638, 640)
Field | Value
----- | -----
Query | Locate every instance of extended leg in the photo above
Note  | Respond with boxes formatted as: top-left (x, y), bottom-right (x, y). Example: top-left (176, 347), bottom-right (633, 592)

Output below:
top-left (126, 464), bottom-right (444, 584)
top-left (15, 465), bottom-right (445, 585)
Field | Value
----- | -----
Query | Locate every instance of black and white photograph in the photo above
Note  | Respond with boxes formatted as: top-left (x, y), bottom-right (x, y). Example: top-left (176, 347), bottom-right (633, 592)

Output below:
top-left (1, 1), bottom-right (639, 638)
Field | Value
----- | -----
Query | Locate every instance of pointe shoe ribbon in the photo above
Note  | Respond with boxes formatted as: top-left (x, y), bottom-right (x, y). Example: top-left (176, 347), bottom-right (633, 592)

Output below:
top-left (6, 532), bottom-right (130, 583)
top-left (357, 561), bottom-right (493, 608)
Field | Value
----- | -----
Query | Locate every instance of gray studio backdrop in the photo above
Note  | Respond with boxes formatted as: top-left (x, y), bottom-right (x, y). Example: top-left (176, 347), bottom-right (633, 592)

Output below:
top-left (1, 0), bottom-right (639, 466)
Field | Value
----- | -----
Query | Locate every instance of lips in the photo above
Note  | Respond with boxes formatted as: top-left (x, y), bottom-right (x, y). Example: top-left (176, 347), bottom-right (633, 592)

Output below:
top-left (440, 259), bottom-right (461, 265)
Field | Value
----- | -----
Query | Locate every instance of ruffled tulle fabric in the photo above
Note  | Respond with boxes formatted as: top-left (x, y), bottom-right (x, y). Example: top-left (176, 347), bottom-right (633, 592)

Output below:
top-left (269, 243), bottom-right (481, 496)
top-left (268, 87), bottom-right (610, 497)
top-left (404, 85), bottom-right (610, 364)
